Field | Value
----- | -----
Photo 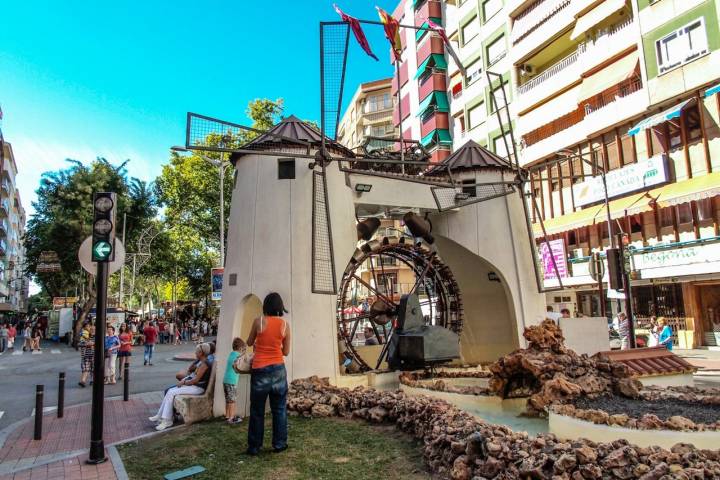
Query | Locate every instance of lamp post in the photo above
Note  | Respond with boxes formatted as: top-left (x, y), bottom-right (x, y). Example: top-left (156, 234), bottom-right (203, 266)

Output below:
top-left (171, 146), bottom-right (231, 266)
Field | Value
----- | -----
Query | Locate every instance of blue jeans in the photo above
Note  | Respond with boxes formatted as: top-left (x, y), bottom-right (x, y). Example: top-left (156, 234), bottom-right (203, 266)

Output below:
top-left (248, 364), bottom-right (288, 452)
top-left (144, 344), bottom-right (155, 363)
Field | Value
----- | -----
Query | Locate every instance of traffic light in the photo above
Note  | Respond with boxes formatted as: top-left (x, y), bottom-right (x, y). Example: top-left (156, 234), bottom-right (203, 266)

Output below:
top-left (92, 192), bottom-right (117, 262)
top-left (606, 248), bottom-right (624, 291)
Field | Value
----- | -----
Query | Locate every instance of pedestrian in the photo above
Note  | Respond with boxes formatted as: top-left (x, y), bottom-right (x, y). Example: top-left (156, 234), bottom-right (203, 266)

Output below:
top-left (104, 325), bottom-right (121, 384)
top-left (363, 326), bottom-right (378, 346)
top-left (149, 343), bottom-right (212, 431)
top-left (560, 308), bottom-right (571, 319)
top-left (118, 323), bottom-right (132, 380)
top-left (143, 320), bottom-right (158, 366)
top-left (223, 337), bottom-right (246, 424)
top-left (246, 292), bottom-right (291, 455)
top-left (22, 323), bottom-right (31, 351)
top-left (647, 316), bottom-right (659, 347)
top-left (0, 323), bottom-right (8, 353)
top-left (7, 323), bottom-right (16, 351)
top-left (616, 312), bottom-right (630, 350)
top-left (158, 318), bottom-right (166, 344)
top-left (167, 321), bottom-right (175, 345)
top-left (78, 324), bottom-right (95, 388)
top-left (31, 323), bottom-right (42, 352)
top-left (657, 317), bottom-right (674, 351)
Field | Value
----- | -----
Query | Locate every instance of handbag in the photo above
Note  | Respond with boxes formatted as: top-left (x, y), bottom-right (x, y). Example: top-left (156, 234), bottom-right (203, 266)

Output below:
top-left (232, 348), bottom-right (254, 374)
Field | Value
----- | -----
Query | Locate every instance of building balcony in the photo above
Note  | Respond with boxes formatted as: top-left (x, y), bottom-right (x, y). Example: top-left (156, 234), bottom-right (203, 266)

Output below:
top-left (418, 71), bottom-right (447, 102)
top-left (0, 219), bottom-right (7, 238)
top-left (519, 80), bottom-right (648, 165)
top-left (579, 17), bottom-right (637, 74)
top-left (416, 35), bottom-right (445, 65)
top-left (428, 146), bottom-right (452, 164)
top-left (515, 46), bottom-right (583, 113)
top-left (510, 0), bottom-right (575, 63)
top-left (414, 0), bottom-right (442, 26)
top-left (421, 111), bottom-right (450, 138)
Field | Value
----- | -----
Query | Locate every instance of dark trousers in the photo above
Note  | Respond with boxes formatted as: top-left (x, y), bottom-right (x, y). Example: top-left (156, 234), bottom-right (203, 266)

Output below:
top-left (247, 364), bottom-right (288, 452)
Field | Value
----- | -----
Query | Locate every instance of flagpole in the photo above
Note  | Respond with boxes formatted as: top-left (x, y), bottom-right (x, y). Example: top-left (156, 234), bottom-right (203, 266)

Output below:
top-left (396, 59), bottom-right (405, 175)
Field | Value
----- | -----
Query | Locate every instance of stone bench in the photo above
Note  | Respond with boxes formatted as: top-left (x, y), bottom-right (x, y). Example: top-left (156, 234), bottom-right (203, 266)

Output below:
top-left (174, 364), bottom-right (216, 425)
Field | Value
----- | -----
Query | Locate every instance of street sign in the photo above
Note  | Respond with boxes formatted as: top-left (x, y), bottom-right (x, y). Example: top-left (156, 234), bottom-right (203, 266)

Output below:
top-left (79, 236), bottom-right (125, 275)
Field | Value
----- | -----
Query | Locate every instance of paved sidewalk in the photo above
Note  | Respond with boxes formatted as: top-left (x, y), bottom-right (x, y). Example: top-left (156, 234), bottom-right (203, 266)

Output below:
top-left (676, 349), bottom-right (720, 373)
top-left (0, 392), bottom-right (163, 479)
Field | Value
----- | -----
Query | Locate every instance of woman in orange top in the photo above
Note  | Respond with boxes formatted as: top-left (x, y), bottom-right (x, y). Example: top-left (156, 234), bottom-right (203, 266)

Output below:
top-left (246, 292), bottom-right (291, 455)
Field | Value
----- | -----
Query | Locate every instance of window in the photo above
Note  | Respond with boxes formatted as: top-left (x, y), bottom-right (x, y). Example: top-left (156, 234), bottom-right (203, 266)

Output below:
top-left (468, 103), bottom-right (485, 129)
top-left (486, 35), bottom-right (506, 66)
top-left (620, 131), bottom-right (636, 164)
top-left (493, 133), bottom-right (512, 158)
top-left (462, 179), bottom-right (476, 197)
top-left (462, 17), bottom-right (479, 44)
top-left (629, 215), bottom-right (643, 234)
top-left (697, 198), bottom-right (713, 221)
top-left (604, 133), bottom-right (621, 171)
top-left (656, 18), bottom-right (709, 74)
top-left (366, 93), bottom-right (392, 112)
top-left (489, 80), bottom-right (509, 112)
top-left (483, 0), bottom-right (502, 21)
top-left (278, 159), bottom-right (295, 179)
top-left (660, 207), bottom-right (674, 228)
top-left (466, 60), bottom-right (483, 86)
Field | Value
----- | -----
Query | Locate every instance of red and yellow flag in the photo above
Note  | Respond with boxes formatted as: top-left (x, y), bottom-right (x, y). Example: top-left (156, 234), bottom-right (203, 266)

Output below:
top-left (376, 6), bottom-right (402, 62)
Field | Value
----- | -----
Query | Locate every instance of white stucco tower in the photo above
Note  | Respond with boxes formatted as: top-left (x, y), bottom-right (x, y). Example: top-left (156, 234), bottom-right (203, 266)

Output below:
top-left (213, 117), bottom-right (358, 416)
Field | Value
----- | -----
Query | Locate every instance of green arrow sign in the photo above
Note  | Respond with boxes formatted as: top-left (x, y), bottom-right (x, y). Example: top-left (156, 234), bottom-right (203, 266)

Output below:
top-left (92, 241), bottom-right (113, 261)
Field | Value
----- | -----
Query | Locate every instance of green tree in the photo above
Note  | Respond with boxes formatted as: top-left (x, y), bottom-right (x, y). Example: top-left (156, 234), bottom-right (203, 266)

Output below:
top-left (24, 159), bottom-right (157, 336)
top-left (153, 98), bottom-right (283, 299)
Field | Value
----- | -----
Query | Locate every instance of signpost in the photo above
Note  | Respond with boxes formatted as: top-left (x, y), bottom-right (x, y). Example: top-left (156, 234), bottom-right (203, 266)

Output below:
top-left (589, 252), bottom-right (606, 317)
top-left (87, 192), bottom-right (117, 465)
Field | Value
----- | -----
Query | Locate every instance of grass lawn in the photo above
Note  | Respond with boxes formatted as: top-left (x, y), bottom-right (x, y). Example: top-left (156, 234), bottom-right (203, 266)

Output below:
top-left (117, 416), bottom-right (431, 480)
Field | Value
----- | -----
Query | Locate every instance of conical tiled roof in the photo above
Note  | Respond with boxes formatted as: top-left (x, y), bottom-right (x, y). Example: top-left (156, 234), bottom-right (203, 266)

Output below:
top-left (237, 115), bottom-right (353, 158)
top-left (429, 140), bottom-right (514, 174)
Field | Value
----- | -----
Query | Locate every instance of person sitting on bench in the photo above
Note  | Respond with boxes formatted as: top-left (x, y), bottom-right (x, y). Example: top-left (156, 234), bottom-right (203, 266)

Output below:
top-left (150, 343), bottom-right (212, 431)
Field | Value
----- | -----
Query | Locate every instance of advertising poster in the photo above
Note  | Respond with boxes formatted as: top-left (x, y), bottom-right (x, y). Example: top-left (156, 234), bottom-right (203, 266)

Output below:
top-left (211, 267), bottom-right (224, 301)
top-left (539, 239), bottom-right (568, 280)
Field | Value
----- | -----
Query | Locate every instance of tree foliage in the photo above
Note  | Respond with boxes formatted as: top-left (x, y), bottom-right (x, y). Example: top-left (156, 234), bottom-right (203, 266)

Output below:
top-left (153, 98), bottom-right (284, 299)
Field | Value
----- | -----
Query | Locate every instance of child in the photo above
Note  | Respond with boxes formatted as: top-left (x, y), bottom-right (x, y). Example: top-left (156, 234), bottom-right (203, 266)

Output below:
top-left (223, 337), bottom-right (246, 424)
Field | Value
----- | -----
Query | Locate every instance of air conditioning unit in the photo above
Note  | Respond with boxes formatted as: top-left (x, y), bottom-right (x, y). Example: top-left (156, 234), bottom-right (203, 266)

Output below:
top-left (519, 64), bottom-right (533, 76)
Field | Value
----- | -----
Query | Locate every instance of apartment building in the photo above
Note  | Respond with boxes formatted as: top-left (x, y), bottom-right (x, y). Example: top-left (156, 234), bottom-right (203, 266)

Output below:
top-left (338, 78), bottom-right (396, 153)
top-left (382, 0), bottom-right (720, 346)
top-left (0, 141), bottom-right (29, 314)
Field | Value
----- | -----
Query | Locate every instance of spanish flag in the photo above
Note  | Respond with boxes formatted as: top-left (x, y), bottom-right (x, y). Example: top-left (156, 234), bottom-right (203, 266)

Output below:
top-left (376, 6), bottom-right (402, 63)
top-left (334, 4), bottom-right (378, 61)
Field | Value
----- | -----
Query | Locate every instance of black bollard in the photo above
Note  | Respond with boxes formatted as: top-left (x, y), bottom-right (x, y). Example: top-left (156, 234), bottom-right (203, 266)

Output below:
top-left (58, 372), bottom-right (65, 418)
top-left (34, 385), bottom-right (44, 440)
top-left (123, 363), bottom-right (129, 402)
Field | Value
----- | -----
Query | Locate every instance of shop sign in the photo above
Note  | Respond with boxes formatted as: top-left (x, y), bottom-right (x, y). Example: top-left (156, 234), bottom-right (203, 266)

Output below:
top-left (52, 296), bottom-right (78, 309)
top-left (633, 242), bottom-right (720, 271)
top-left (573, 154), bottom-right (668, 207)
top-left (539, 239), bottom-right (569, 280)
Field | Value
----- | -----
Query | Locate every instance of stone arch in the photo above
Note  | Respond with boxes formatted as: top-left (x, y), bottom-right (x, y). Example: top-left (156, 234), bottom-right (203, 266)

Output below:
top-left (434, 235), bottom-right (520, 364)
top-left (213, 293), bottom-right (263, 417)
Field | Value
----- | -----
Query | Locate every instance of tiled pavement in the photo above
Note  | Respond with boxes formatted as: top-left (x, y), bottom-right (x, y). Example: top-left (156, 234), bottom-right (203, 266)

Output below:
top-left (0, 392), bottom-right (164, 479)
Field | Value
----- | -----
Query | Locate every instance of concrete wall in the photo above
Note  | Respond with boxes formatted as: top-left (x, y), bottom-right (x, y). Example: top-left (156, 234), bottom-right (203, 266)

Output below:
top-left (430, 170), bottom-right (547, 348)
top-left (214, 153), bottom-right (357, 416)
top-left (434, 235), bottom-right (519, 363)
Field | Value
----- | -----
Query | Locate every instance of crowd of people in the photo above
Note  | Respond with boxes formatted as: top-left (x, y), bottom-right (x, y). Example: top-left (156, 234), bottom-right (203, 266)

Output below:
top-left (0, 316), bottom-right (46, 354)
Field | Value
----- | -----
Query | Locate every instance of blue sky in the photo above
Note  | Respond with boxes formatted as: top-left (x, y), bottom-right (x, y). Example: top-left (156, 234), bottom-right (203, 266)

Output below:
top-left (0, 0), bottom-right (398, 216)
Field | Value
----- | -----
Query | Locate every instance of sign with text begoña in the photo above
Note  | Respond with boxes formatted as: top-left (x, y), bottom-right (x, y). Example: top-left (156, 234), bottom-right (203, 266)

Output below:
top-left (540, 239), bottom-right (569, 280)
top-left (572, 154), bottom-right (668, 207)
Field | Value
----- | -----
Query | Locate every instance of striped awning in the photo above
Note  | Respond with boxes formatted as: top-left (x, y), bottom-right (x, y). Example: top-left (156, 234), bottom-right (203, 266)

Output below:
top-left (705, 82), bottom-right (720, 97)
top-left (628, 98), bottom-right (695, 136)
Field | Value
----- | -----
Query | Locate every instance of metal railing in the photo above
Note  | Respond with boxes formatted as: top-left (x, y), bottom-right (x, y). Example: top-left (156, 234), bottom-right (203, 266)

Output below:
top-left (517, 46), bottom-right (583, 95)
top-left (512, 0), bottom-right (571, 45)
top-left (584, 78), bottom-right (643, 115)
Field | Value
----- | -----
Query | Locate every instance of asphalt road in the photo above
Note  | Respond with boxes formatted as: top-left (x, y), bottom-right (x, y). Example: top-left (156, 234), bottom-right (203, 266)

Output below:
top-left (0, 339), bottom-right (196, 431)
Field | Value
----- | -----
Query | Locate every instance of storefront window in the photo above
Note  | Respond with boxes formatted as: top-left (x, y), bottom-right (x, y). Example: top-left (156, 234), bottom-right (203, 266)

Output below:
top-left (677, 203), bottom-right (693, 225)
top-left (632, 283), bottom-right (685, 318)
top-left (684, 105), bottom-right (703, 142)
top-left (697, 198), bottom-right (713, 221)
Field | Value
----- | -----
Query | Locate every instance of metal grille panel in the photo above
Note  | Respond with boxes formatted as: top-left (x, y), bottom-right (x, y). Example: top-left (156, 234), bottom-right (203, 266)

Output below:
top-left (312, 170), bottom-right (337, 294)
top-left (320, 22), bottom-right (350, 142)
top-left (431, 183), bottom-right (515, 212)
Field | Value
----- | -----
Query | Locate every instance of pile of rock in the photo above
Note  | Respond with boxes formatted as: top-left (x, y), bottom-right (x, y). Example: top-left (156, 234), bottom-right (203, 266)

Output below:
top-left (488, 320), bottom-right (642, 415)
top-left (288, 376), bottom-right (720, 479)
top-left (399, 371), bottom-right (492, 396)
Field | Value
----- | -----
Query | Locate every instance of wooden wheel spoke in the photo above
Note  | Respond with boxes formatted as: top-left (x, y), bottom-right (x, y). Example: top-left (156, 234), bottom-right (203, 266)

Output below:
top-left (351, 274), bottom-right (398, 308)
